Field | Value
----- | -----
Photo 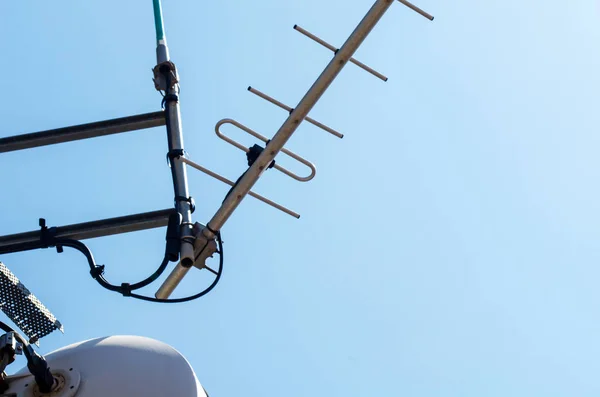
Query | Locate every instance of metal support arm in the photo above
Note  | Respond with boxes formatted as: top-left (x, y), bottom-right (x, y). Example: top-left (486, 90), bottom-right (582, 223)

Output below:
top-left (0, 112), bottom-right (165, 154)
top-left (0, 209), bottom-right (176, 255)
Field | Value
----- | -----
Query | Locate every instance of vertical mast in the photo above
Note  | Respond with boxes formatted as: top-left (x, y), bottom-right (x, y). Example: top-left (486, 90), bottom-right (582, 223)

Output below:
top-left (152, 0), bottom-right (195, 271)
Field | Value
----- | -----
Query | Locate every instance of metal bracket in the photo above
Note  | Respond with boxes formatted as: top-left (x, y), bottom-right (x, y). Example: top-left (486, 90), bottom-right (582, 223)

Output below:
top-left (152, 61), bottom-right (179, 92)
top-left (190, 223), bottom-right (218, 270)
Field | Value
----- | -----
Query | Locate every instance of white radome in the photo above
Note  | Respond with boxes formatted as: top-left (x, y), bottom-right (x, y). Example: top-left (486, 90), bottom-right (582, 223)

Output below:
top-left (7, 335), bottom-right (207, 397)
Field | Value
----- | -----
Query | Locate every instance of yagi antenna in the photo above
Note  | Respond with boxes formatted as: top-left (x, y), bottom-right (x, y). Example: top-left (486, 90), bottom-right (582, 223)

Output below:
top-left (0, 0), bottom-right (434, 315)
top-left (156, 0), bottom-right (434, 298)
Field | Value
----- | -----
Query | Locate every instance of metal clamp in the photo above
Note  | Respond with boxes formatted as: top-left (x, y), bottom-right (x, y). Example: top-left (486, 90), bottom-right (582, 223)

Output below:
top-left (215, 118), bottom-right (316, 182)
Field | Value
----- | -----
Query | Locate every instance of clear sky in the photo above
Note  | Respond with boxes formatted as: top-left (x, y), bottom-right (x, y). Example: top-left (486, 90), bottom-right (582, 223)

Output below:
top-left (1, 0), bottom-right (600, 395)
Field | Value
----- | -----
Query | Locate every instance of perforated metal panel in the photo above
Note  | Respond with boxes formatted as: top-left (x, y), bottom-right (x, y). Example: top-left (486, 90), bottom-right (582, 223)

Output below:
top-left (0, 262), bottom-right (63, 345)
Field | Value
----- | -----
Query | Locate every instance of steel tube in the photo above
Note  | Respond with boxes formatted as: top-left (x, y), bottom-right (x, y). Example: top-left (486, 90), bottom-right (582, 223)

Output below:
top-left (163, 84), bottom-right (195, 268)
top-left (155, 263), bottom-right (188, 299)
top-left (397, 0), bottom-right (434, 20)
top-left (152, 1), bottom-right (195, 297)
top-left (153, 0), bottom-right (170, 62)
top-left (348, 57), bottom-right (388, 82)
top-left (293, 25), bottom-right (388, 82)
top-left (155, 0), bottom-right (396, 298)
top-left (0, 112), bottom-right (165, 154)
top-left (248, 87), bottom-right (344, 138)
top-left (0, 209), bottom-right (176, 255)
top-left (294, 24), bottom-right (337, 52)
top-left (181, 157), bottom-right (300, 218)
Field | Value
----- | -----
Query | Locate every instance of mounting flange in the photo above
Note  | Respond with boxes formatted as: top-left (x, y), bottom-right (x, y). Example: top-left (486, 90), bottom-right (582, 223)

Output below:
top-left (3, 367), bottom-right (80, 397)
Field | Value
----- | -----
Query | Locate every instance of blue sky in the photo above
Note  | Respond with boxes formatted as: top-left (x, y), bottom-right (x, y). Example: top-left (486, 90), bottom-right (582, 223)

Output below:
top-left (1, 0), bottom-right (600, 395)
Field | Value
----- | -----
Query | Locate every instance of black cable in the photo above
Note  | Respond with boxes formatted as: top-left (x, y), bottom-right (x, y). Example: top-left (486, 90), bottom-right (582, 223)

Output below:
top-left (52, 239), bottom-right (168, 295)
top-left (0, 321), bottom-right (54, 392)
top-left (222, 169), bottom-right (248, 204)
top-left (127, 231), bottom-right (223, 303)
top-left (55, 239), bottom-right (171, 294)
top-left (53, 233), bottom-right (223, 303)
top-left (0, 217), bottom-right (222, 303)
top-left (204, 266), bottom-right (218, 276)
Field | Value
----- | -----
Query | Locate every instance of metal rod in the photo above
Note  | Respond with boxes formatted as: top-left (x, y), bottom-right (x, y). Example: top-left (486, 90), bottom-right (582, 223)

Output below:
top-left (155, 264), bottom-right (189, 299)
top-left (152, 0), bottom-right (166, 44)
top-left (215, 118), bottom-right (317, 182)
top-left (151, 2), bottom-right (194, 269)
top-left (294, 24), bottom-right (337, 52)
top-left (293, 25), bottom-right (388, 82)
top-left (155, 0), bottom-right (396, 298)
top-left (151, 1), bottom-right (195, 296)
top-left (163, 80), bottom-right (195, 268)
top-left (0, 209), bottom-right (176, 255)
top-left (153, 0), bottom-right (170, 63)
top-left (347, 56), bottom-right (388, 82)
top-left (180, 157), bottom-right (300, 219)
top-left (247, 87), bottom-right (344, 138)
top-left (397, 0), bottom-right (434, 20)
top-left (0, 111), bottom-right (165, 154)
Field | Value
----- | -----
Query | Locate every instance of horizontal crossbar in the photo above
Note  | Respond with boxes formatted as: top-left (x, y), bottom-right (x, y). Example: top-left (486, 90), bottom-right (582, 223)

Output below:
top-left (0, 111), bottom-right (166, 153)
top-left (0, 208), bottom-right (176, 255)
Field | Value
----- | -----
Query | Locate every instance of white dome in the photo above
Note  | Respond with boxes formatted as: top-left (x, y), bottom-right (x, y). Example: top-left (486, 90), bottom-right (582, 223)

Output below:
top-left (9, 335), bottom-right (207, 397)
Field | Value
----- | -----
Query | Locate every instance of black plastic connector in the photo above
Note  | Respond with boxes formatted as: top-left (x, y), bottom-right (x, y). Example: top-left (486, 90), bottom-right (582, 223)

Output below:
top-left (25, 345), bottom-right (54, 393)
top-left (90, 265), bottom-right (105, 279)
top-left (39, 218), bottom-right (57, 249)
top-left (246, 144), bottom-right (275, 169)
top-left (175, 196), bottom-right (195, 213)
top-left (165, 212), bottom-right (182, 262)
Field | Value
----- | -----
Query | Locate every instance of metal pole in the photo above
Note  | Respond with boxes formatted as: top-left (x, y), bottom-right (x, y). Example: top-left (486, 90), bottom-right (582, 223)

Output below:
top-left (153, 0), bottom-right (170, 64)
top-left (180, 157), bottom-right (301, 219)
top-left (0, 209), bottom-right (176, 255)
top-left (248, 87), bottom-right (344, 138)
top-left (293, 25), bottom-right (388, 82)
top-left (397, 0), bottom-right (434, 20)
top-left (156, 0), bottom-right (396, 298)
top-left (0, 111), bottom-right (165, 154)
top-left (152, 0), bottom-right (195, 268)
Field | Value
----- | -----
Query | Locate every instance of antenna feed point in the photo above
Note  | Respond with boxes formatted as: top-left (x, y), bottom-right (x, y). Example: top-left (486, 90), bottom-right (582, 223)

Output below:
top-left (154, 222), bottom-right (218, 299)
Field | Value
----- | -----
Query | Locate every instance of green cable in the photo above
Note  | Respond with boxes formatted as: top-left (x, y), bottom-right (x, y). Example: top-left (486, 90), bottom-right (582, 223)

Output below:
top-left (152, 0), bottom-right (166, 43)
